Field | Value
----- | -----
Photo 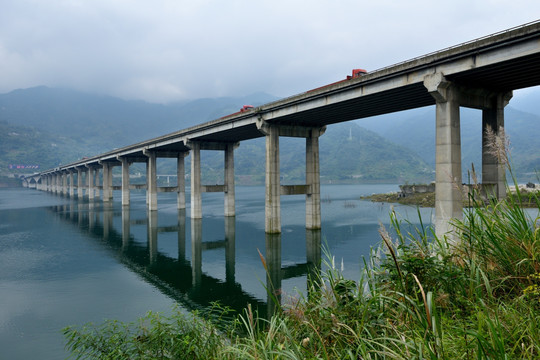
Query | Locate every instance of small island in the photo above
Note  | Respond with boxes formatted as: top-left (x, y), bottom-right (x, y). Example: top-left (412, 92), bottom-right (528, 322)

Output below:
top-left (362, 182), bottom-right (540, 208)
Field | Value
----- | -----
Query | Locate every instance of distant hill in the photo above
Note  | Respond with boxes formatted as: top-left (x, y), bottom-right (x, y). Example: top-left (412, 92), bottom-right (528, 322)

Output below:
top-left (1, 87), bottom-right (432, 184)
top-left (0, 86), bottom-right (278, 151)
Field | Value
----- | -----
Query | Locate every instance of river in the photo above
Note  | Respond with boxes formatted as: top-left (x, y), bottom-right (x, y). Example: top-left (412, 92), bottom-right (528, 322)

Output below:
top-left (0, 185), bottom-right (433, 359)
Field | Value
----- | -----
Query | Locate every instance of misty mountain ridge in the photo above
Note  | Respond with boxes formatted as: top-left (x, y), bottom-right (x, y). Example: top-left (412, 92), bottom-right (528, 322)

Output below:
top-left (2, 86), bottom-right (537, 183)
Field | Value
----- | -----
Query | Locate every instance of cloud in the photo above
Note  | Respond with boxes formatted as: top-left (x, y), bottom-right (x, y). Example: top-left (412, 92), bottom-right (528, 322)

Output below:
top-left (1, 0), bottom-right (539, 103)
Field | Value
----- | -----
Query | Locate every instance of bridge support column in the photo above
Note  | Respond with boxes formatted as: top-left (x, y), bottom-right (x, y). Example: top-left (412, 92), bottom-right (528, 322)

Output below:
top-left (190, 142), bottom-right (202, 219)
top-left (482, 92), bottom-right (512, 200)
top-left (224, 143), bottom-right (236, 217)
top-left (187, 141), bottom-right (238, 218)
top-left (257, 120), bottom-right (326, 234)
top-left (425, 74), bottom-right (462, 241)
top-left (62, 172), bottom-right (68, 196)
top-left (55, 174), bottom-right (59, 193)
top-left (101, 162), bottom-right (113, 202)
top-left (86, 165), bottom-right (95, 200)
top-left (68, 171), bottom-right (74, 197)
top-left (264, 125), bottom-right (281, 233)
top-left (94, 167), bottom-right (100, 199)
top-left (144, 149), bottom-right (158, 211)
top-left (120, 157), bottom-right (130, 207)
top-left (177, 153), bottom-right (188, 210)
top-left (77, 168), bottom-right (84, 199)
top-left (306, 128), bottom-right (323, 230)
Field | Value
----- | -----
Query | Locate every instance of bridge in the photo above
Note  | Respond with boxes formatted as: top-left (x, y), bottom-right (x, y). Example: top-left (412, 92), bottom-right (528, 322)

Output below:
top-left (24, 21), bottom-right (540, 238)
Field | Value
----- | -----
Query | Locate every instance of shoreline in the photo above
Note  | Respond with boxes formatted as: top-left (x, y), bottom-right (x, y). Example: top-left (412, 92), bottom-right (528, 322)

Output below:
top-left (362, 183), bottom-right (540, 208)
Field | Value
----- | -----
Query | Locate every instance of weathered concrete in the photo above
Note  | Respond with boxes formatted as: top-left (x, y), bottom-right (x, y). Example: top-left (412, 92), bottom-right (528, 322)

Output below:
top-left (224, 143), bottom-right (235, 217)
top-left (190, 142), bottom-right (202, 219)
top-left (86, 166), bottom-right (95, 200)
top-left (101, 162), bottom-right (113, 202)
top-left (306, 127), bottom-right (324, 230)
top-left (77, 168), bottom-right (84, 199)
top-left (62, 171), bottom-right (68, 196)
top-left (262, 124), bottom-right (281, 233)
top-left (177, 153), bottom-right (187, 210)
top-left (120, 157), bottom-right (130, 206)
top-left (482, 92), bottom-right (512, 199)
top-left (424, 73), bottom-right (462, 241)
top-left (257, 121), bottom-right (325, 233)
top-left (68, 170), bottom-right (74, 197)
top-left (144, 149), bottom-right (158, 211)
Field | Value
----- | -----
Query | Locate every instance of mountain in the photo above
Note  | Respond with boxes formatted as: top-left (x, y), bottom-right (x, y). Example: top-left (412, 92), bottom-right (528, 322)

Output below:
top-left (1, 87), bottom-right (432, 184)
top-left (0, 87), bottom-right (278, 152)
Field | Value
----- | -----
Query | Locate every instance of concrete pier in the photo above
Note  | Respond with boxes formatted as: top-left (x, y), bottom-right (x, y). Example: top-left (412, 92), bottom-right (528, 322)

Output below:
top-left (86, 165), bottom-right (95, 200)
top-left (263, 125), bottom-right (281, 233)
top-left (68, 170), bottom-right (74, 197)
top-left (143, 149), bottom-right (158, 211)
top-left (425, 74), bottom-right (463, 240)
top-left (425, 73), bottom-right (513, 240)
top-left (77, 168), bottom-right (84, 199)
top-left (257, 120), bottom-right (325, 234)
top-left (120, 157), bottom-right (130, 206)
top-left (177, 153), bottom-right (187, 210)
top-left (224, 143), bottom-right (236, 217)
top-left (190, 142), bottom-right (202, 219)
top-left (62, 171), bottom-right (68, 196)
top-left (188, 141), bottom-right (237, 220)
top-left (100, 162), bottom-right (113, 202)
top-left (482, 92), bottom-right (512, 199)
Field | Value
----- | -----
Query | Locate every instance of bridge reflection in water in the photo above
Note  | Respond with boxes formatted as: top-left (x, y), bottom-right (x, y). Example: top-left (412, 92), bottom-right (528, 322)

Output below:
top-left (49, 199), bottom-right (322, 319)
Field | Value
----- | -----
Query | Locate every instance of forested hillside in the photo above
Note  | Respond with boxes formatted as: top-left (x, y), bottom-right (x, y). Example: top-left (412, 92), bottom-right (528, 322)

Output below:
top-left (0, 86), bottom-right (441, 184)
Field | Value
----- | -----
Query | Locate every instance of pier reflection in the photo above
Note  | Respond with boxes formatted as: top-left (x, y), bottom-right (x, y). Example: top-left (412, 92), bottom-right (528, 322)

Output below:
top-left (51, 201), bottom-right (321, 319)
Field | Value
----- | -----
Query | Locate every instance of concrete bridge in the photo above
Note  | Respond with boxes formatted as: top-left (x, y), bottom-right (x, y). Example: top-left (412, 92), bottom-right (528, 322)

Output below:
top-left (24, 21), bottom-right (540, 238)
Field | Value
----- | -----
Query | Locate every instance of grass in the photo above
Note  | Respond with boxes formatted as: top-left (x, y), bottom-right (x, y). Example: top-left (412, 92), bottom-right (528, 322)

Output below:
top-left (64, 144), bottom-right (540, 359)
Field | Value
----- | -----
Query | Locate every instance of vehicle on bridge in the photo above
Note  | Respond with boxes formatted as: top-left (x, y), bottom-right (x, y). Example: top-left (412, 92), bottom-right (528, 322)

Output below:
top-left (240, 105), bottom-right (254, 112)
top-left (308, 68), bottom-right (367, 92)
top-left (347, 68), bottom-right (367, 79)
top-left (221, 105), bottom-right (255, 118)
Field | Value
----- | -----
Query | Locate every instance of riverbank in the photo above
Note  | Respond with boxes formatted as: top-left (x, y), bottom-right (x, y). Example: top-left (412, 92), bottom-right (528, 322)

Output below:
top-left (361, 183), bottom-right (540, 208)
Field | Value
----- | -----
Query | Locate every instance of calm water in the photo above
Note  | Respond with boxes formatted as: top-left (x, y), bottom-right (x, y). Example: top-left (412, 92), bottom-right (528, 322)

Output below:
top-left (0, 185), bottom-right (433, 359)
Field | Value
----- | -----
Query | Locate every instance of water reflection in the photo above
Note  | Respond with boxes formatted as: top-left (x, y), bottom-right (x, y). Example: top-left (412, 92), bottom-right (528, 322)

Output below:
top-left (50, 200), bottom-right (322, 319)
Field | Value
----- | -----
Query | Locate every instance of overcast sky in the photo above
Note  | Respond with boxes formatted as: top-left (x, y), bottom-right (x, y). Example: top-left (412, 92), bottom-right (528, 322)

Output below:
top-left (1, 1), bottom-right (539, 103)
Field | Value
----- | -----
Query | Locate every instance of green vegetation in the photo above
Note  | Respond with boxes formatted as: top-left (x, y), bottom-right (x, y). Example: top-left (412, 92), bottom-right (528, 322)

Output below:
top-left (64, 180), bottom-right (540, 359)
top-left (362, 191), bottom-right (436, 207)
